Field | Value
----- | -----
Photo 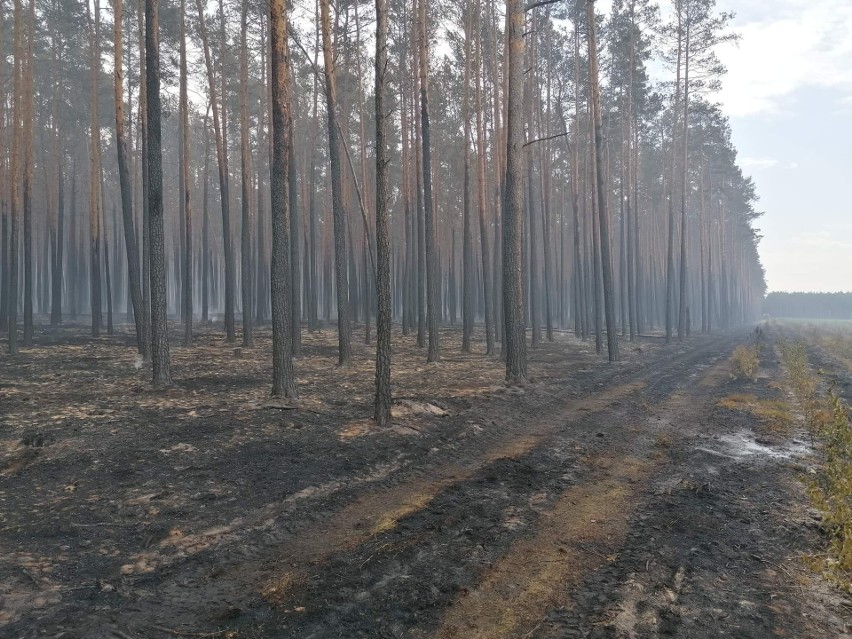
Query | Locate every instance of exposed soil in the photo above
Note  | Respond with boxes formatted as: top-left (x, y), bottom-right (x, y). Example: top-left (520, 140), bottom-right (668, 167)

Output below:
top-left (1, 321), bottom-right (849, 638)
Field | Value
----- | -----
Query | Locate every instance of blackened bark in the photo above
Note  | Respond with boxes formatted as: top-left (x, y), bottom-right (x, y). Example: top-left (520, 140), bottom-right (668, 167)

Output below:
top-left (374, 0), bottom-right (391, 424)
top-left (269, 0), bottom-right (297, 398)
top-left (289, 115), bottom-right (302, 356)
top-left (239, 0), bottom-right (253, 348)
top-left (7, 0), bottom-right (22, 353)
top-left (145, 0), bottom-right (171, 386)
top-left (180, 0), bottom-right (192, 346)
top-left (503, 0), bottom-right (527, 382)
top-left (113, 0), bottom-right (147, 356)
top-left (419, 0), bottom-right (440, 362)
top-left (473, 5), bottom-right (494, 355)
top-left (22, 0), bottom-right (33, 345)
top-left (587, 0), bottom-right (619, 362)
top-left (195, 0), bottom-right (235, 342)
top-left (320, 0), bottom-right (352, 365)
top-left (461, 0), bottom-right (473, 352)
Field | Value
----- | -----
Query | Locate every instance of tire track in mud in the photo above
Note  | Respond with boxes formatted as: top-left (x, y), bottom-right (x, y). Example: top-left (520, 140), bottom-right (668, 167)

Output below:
top-left (428, 359), bottom-right (734, 639)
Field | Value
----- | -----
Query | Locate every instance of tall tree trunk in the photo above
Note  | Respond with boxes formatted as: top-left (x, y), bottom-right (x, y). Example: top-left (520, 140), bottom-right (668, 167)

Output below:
top-left (460, 0), bottom-right (473, 352)
top-left (587, 0), bottom-right (619, 361)
top-left (502, 0), bottom-right (527, 382)
top-left (68, 164), bottom-right (78, 320)
top-left (103, 201), bottom-right (114, 334)
top-left (540, 16), bottom-right (554, 342)
top-left (255, 24), bottom-right (269, 326)
top-left (52, 160), bottom-right (64, 326)
top-left (269, 0), bottom-right (297, 398)
top-left (570, 9), bottom-right (586, 341)
top-left (239, 0), bottom-right (253, 348)
top-left (288, 114), bottom-right (302, 355)
top-left (195, 0), bottom-right (235, 342)
top-left (202, 110), bottom-right (210, 322)
top-left (21, 0), bottom-right (33, 344)
top-left (414, 26), bottom-right (426, 349)
top-left (626, 3), bottom-right (637, 339)
top-left (677, 18), bottom-right (691, 341)
top-left (113, 0), bottom-right (147, 356)
top-left (419, 0), bottom-right (440, 362)
top-left (0, 9), bottom-right (7, 335)
top-left (400, 24), bottom-right (412, 337)
top-left (146, 0), bottom-right (171, 385)
top-left (374, 0), bottom-right (391, 425)
top-left (180, 0), bottom-right (192, 345)
top-left (307, 42), bottom-right (320, 332)
top-left (7, 0), bottom-right (22, 353)
top-left (319, 0), bottom-right (352, 365)
top-left (88, 0), bottom-right (102, 337)
top-left (474, 2), bottom-right (494, 355)
top-left (137, 0), bottom-right (151, 353)
top-left (665, 3), bottom-right (682, 344)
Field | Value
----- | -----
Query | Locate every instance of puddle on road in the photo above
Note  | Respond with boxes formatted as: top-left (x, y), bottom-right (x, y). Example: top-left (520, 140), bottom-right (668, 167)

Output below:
top-left (696, 431), bottom-right (810, 462)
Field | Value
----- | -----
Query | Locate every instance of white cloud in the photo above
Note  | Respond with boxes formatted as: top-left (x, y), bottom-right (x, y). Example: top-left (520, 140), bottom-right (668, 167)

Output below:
top-left (739, 156), bottom-right (779, 170)
top-left (715, 0), bottom-right (852, 117)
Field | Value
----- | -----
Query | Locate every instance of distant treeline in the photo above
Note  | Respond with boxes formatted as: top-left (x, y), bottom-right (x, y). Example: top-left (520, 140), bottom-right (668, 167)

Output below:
top-left (763, 292), bottom-right (852, 320)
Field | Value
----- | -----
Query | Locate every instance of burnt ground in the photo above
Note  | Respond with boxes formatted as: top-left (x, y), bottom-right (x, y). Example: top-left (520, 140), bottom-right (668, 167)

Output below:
top-left (0, 321), bottom-right (849, 638)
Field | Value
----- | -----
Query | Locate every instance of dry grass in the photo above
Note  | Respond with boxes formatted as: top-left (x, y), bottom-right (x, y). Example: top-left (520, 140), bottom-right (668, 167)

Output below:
top-left (718, 394), bottom-right (794, 434)
top-left (779, 332), bottom-right (852, 591)
top-left (730, 345), bottom-right (760, 380)
top-left (260, 572), bottom-right (307, 608)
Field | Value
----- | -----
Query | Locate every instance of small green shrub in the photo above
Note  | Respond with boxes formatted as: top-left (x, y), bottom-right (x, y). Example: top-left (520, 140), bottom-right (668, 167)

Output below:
top-left (780, 336), bottom-right (852, 591)
top-left (806, 390), bottom-right (852, 580)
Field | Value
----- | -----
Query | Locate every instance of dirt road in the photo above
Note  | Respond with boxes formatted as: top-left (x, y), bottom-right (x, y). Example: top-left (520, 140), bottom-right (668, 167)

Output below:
top-left (1, 325), bottom-right (848, 637)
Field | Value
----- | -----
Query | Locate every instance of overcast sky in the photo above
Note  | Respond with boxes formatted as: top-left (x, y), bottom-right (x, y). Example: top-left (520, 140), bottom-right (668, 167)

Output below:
top-left (713, 0), bottom-right (852, 293)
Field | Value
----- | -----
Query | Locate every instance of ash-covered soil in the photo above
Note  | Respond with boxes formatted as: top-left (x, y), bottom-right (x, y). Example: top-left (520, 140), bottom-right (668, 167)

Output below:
top-left (0, 322), bottom-right (848, 638)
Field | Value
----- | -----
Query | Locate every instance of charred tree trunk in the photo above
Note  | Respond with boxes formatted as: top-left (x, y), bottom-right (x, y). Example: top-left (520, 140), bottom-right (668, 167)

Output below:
top-left (113, 0), bottom-right (147, 356)
top-left (587, 0), bottom-right (619, 361)
top-left (374, 0), bottom-right (391, 426)
top-left (460, 0), bottom-right (474, 352)
top-left (88, 0), bottom-right (102, 338)
top-left (7, 0), bottom-right (22, 353)
top-left (288, 114), bottom-right (302, 355)
top-left (419, 0), bottom-right (440, 362)
top-left (502, 0), bottom-right (527, 382)
top-left (474, 3), bottom-right (494, 355)
top-left (269, 0), bottom-right (297, 398)
top-left (239, 0), bottom-right (253, 347)
top-left (145, 0), bottom-right (171, 385)
top-left (22, 0), bottom-right (33, 345)
top-left (320, 0), bottom-right (352, 365)
top-left (180, 0), bottom-right (192, 345)
top-left (195, 0), bottom-right (235, 342)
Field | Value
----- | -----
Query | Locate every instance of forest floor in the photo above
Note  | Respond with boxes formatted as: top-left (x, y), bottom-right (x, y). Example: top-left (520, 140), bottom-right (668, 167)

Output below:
top-left (1, 319), bottom-right (850, 638)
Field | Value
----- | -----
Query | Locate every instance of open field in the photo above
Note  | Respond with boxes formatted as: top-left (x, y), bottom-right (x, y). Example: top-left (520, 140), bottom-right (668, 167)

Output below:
top-left (1, 323), bottom-right (850, 638)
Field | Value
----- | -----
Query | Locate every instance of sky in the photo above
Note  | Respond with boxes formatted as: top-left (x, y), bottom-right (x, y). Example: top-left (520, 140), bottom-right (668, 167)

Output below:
top-left (713, 0), bottom-right (852, 293)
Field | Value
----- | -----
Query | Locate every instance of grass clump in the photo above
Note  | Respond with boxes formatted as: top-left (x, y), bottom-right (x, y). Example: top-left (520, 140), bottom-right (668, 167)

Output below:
top-left (730, 345), bottom-right (760, 380)
top-left (718, 393), bottom-right (793, 434)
